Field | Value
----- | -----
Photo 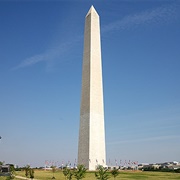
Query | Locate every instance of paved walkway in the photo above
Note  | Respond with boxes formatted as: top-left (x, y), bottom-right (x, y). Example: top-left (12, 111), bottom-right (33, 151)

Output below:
top-left (15, 175), bottom-right (38, 180)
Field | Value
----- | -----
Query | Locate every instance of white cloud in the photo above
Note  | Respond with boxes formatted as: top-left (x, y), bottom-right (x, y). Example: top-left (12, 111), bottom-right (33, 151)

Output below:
top-left (11, 3), bottom-right (179, 70)
top-left (11, 54), bottom-right (46, 70)
top-left (102, 3), bottom-right (179, 33)
top-left (11, 36), bottom-right (82, 71)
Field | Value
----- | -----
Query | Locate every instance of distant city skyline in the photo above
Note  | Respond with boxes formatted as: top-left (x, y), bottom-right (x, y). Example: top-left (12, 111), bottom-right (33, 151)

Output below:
top-left (0, 0), bottom-right (180, 167)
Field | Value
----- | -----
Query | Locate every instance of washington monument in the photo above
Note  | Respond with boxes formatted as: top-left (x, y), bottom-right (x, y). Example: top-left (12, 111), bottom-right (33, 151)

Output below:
top-left (78, 6), bottom-right (106, 170)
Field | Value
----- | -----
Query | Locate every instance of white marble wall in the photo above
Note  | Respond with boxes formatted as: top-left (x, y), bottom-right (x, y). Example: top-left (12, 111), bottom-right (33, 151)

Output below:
top-left (78, 6), bottom-right (106, 170)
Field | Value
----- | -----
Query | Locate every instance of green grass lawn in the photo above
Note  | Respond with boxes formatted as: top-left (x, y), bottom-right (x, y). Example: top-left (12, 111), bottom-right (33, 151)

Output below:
top-left (5, 170), bottom-right (179, 180)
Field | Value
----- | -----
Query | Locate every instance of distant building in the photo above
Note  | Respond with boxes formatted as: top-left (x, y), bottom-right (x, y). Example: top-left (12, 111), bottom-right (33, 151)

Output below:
top-left (0, 165), bottom-right (10, 173)
top-left (139, 161), bottom-right (180, 171)
top-left (0, 165), bottom-right (11, 177)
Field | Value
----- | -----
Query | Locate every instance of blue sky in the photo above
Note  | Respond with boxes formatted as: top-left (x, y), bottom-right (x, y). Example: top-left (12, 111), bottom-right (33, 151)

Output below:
top-left (0, 0), bottom-right (180, 167)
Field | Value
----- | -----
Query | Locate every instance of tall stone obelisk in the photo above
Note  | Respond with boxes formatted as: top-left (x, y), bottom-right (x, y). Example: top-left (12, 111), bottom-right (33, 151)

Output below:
top-left (78, 6), bottom-right (106, 170)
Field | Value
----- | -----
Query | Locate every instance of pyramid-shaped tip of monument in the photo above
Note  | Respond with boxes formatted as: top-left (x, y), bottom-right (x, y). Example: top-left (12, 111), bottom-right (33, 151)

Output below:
top-left (86, 5), bottom-right (98, 17)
